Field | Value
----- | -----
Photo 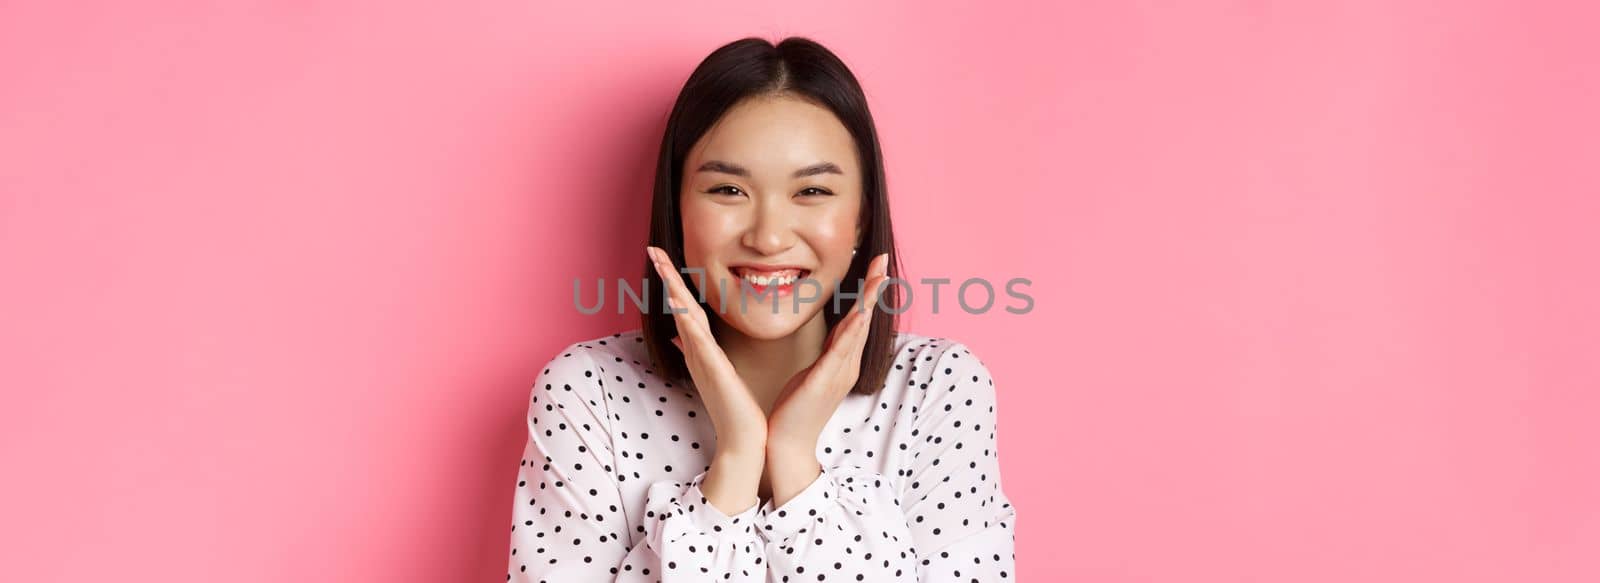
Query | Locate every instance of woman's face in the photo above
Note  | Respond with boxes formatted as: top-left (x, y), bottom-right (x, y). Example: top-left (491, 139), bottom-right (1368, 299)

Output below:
top-left (679, 93), bottom-right (863, 340)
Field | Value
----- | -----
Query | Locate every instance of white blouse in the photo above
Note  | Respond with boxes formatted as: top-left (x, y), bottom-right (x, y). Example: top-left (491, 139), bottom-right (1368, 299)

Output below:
top-left (505, 328), bottom-right (1017, 582)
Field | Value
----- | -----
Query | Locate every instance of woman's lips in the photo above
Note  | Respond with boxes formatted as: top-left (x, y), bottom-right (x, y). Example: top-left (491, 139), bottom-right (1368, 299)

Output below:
top-left (730, 267), bottom-right (811, 297)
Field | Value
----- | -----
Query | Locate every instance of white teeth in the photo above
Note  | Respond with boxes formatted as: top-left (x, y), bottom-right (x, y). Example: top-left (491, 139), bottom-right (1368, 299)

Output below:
top-left (735, 268), bottom-right (805, 286)
top-left (747, 273), bottom-right (795, 286)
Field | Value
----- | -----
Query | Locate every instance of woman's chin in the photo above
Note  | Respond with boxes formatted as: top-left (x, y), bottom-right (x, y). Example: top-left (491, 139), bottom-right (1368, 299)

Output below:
top-left (718, 306), bottom-right (813, 340)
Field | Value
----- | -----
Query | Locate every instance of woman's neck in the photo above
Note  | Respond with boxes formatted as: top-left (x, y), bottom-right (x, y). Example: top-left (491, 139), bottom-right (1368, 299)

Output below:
top-left (712, 312), bottom-right (830, 413)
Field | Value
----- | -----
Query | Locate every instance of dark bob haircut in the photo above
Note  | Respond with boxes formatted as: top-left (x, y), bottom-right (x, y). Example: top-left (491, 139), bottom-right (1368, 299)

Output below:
top-left (640, 36), bottom-right (903, 396)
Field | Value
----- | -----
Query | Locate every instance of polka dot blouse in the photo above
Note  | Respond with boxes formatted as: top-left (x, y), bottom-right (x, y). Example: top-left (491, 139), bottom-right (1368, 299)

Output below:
top-left (505, 328), bottom-right (1017, 582)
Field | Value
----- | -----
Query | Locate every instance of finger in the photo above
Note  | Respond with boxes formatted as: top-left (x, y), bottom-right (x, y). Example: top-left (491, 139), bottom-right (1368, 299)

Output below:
top-left (843, 273), bottom-right (886, 368)
top-left (649, 246), bottom-right (691, 302)
top-left (841, 256), bottom-right (891, 379)
top-left (847, 253), bottom-right (891, 316)
top-left (647, 247), bottom-right (682, 313)
top-left (650, 246), bottom-right (712, 337)
top-left (818, 281), bottom-right (881, 376)
top-left (651, 249), bottom-right (700, 338)
top-left (855, 271), bottom-right (888, 340)
top-left (842, 257), bottom-right (889, 336)
top-left (859, 255), bottom-right (890, 330)
top-left (864, 253), bottom-right (891, 325)
top-left (822, 257), bottom-right (884, 367)
top-left (654, 250), bottom-right (703, 318)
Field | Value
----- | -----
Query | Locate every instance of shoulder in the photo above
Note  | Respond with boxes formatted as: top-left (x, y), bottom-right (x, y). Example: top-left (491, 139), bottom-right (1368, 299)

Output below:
top-left (892, 332), bottom-right (998, 412)
top-left (892, 331), bottom-right (992, 380)
top-left (536, 328), bottom-right (650, 374)
top-left (528, 328), bottom-right (651, 404)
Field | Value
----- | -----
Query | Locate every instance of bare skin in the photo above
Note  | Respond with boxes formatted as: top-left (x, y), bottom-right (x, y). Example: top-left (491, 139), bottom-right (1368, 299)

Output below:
top-left (649, 245), bottom-right (888, 513)
top-left (650, 93), bottom-right (897, 514)
top-left (648, 93), bottom-right (899, 513)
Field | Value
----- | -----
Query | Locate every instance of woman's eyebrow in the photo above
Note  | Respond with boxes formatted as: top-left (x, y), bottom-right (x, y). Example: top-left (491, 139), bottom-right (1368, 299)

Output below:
top-left (792, 161), bottom-right (844, 178)
top-left (695, 160), bottom-right (844, 178)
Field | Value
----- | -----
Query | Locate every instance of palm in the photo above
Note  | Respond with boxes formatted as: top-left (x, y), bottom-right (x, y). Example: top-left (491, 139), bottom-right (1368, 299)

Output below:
top-left (766, 253), bottom-right (890, 445)
top-left (648, 246), bottom-right (770, 444)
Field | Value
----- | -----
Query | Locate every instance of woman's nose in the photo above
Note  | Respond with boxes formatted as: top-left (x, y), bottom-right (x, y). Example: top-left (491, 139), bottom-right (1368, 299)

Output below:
top-left (741, 198), bottom-right (795, 255)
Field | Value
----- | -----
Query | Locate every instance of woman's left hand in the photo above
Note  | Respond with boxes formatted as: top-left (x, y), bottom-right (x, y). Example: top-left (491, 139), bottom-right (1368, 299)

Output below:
top-left (765, 252), bottom-right (891, 456)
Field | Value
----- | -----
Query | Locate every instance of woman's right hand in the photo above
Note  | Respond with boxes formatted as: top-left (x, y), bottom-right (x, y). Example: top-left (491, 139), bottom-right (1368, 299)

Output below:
top-left (646, 246), bottom-right (769, 455)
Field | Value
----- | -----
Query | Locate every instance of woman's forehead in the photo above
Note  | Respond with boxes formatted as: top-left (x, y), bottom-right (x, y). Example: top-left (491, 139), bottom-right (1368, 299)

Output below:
top-left (689, 98), bottom-right (858, 176)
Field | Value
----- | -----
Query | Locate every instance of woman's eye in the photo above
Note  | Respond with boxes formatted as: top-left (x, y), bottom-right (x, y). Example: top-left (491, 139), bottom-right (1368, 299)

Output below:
top-left (708, 186), bottom-right (831, 197)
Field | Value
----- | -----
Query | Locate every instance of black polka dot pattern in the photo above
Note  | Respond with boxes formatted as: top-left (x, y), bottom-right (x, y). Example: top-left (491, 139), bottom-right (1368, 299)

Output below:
top-left (505, 329), bottom-right (1017, 581)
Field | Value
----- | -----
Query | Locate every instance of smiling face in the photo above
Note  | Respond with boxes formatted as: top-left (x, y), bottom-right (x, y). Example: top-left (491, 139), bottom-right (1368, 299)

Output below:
top-left (678, 93), bottom-right (864, 340)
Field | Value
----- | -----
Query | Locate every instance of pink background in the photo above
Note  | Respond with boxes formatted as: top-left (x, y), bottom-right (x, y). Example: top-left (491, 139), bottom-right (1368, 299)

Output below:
top-left (2, 1), bottom-right (1596, 581)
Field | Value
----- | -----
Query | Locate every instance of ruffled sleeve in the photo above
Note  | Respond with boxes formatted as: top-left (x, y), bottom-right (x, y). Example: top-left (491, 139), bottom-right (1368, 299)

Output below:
top-left (638, 469), bottom-right (767, 581)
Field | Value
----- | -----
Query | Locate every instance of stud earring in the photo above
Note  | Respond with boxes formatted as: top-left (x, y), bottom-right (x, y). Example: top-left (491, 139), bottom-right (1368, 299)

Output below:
top-left (852, 248), bottom-right (858, 256)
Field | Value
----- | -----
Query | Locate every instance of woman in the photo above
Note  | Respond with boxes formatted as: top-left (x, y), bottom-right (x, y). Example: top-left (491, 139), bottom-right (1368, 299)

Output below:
top-left (507, 36), bottom-right (1017, 582)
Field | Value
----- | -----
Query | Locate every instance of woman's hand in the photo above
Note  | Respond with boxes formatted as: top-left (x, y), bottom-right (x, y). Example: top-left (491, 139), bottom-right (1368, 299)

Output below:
top-left (765, 252), bottom-right (891, 461)
top-left (648, 246), bottom-right (768, 514)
